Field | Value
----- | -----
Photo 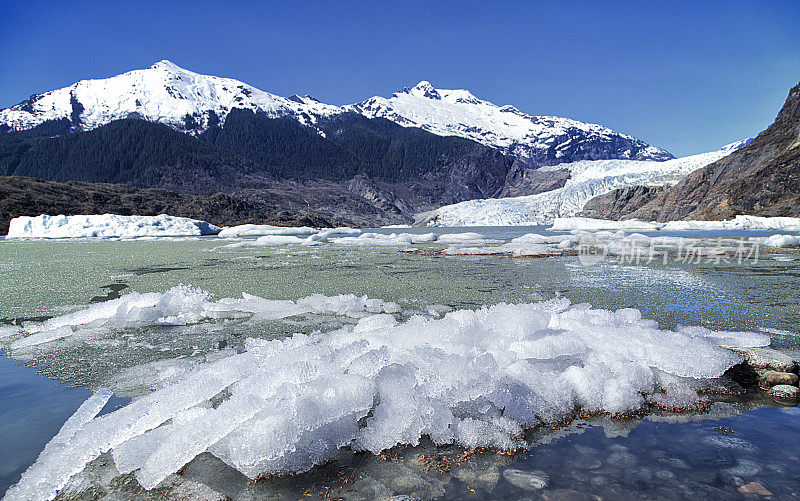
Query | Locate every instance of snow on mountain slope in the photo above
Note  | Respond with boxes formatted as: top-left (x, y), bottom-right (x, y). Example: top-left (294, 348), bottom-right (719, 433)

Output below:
top-left (422, 140), bottom-right (750, 227)
top-left (2, 65), bottom-right (671, 168)
top-left (0, 60), bottom-right (341, 133)
top-left (347, 81), bottom-right (673, 165)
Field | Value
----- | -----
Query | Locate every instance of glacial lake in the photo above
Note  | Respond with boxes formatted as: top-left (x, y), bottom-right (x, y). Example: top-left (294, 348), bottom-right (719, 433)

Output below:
top-left (1, 226), bottom-right (799, 500)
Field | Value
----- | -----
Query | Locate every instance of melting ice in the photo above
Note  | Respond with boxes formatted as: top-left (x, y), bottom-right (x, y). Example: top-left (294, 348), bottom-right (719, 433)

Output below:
top-left (3, 286), bottom-right (771, 500)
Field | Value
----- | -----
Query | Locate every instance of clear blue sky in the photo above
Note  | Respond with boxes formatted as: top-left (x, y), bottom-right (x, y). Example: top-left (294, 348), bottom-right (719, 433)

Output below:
top-left (1, 0), bottom-right (798, 156)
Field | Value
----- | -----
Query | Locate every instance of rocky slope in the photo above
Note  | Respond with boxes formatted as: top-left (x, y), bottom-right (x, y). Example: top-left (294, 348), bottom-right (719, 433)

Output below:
top-left (580, 185), bottom-right (670, 220)
top-left (626, 82), bottom-right (800, 221)
top-left (0, 176), bottom-right (407, 235)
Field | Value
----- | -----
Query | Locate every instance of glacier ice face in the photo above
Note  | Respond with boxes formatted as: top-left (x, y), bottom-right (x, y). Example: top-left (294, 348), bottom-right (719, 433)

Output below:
top-left (423, 143), bottom-right (748, 227)
top-left (5, 287), bottom-right (770, 499)
top-left (6, 214), bottom-right (221, 238)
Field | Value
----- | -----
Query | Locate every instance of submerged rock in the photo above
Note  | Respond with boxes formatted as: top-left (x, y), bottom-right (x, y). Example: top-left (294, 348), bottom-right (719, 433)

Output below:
top-left (768, 384), bottom-right (800, 400)
top-left (758, 370), bottom-right (799, 387)
top-left (502, 468), bottom-right (550, 490)
top-left (737, 481), bottom-right (773, 496)
top-left (726, 459), bottom-right (763, 477)
top-left (607, 451), bottom-right (638, 468)
top-left (541, 488), bottom-right (594, 501)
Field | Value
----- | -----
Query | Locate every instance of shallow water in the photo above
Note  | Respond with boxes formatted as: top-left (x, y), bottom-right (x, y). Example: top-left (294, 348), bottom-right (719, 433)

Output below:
top-left (1, 227), bottom-right (799, 499)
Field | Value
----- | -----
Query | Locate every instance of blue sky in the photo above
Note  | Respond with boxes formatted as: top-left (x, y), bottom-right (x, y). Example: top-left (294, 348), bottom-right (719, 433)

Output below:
top-left (1, 0), bottom-right (798, 156)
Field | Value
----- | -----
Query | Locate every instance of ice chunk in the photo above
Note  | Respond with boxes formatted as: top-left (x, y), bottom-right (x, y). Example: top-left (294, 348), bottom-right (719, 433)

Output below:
top-left (12, 292), bottom-right (769, 498)
top-left (763, 234), bottom-right (800, 248)
top-left (550, 218), bottom-right (663, 231)
top-left (4, 389), bottom-right (112, 501)
top-left (6, 214), bottom-right (220, 238)
top-left (217, 224), bottom-right (317, 238)
top-left (8, 286), bottom-right (402, 352)
top-left (331, 232), bottom-right (438, 246)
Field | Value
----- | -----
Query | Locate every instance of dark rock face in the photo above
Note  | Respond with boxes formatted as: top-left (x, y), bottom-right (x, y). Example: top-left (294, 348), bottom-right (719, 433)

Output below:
top-left (629, 82), bottom-right (800, 221)
top-left (580, 185), bottom-right (670, 220)
top-left (507, 127), bottom-right (674, 168)
top-left (499, 166), bottom-right (570, 198)
top-left (0, 176), bottom-right (408, 235)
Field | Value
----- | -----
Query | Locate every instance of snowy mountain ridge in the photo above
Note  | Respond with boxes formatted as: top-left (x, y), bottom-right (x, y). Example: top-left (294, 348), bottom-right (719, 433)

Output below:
top-left (347, 80), bottom-right (674, 165)
top-left (1, 61), bottom-right (671, 165)
top-left (0, 60), bottom-right (341, 133)
top-left (421, 140), bottom-right (750, 227)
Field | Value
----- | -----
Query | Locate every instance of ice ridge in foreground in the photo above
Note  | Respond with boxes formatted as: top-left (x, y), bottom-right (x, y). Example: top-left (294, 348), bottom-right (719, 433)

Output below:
top-left (4, 288), bottom-right (770, 500)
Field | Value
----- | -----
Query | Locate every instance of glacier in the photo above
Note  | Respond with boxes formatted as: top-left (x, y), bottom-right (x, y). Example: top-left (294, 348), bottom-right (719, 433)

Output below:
top-left (6, 214), bottom-right (221, 238)
top-left (3, 285), bottom-right (770, 500)
top-left (422, 140), bottom-right (750, 227)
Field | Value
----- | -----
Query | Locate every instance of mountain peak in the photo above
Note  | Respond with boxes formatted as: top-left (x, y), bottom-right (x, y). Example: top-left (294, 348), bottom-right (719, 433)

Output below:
top-left (149, 59), bottom-right (183, 71)
top-left (406, 81), bottom-right (441, 100)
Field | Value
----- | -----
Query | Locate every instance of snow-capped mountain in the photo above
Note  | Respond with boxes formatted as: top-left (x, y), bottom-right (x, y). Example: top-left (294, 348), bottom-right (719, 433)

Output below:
top-left (420, 140), bottom-right (750, 227)
top-left (1, 61), bottom-right (671, 168)
top-left (347, 81), bottom-right (673, 165)
top-left (0, 60), bottom-right (341, 133)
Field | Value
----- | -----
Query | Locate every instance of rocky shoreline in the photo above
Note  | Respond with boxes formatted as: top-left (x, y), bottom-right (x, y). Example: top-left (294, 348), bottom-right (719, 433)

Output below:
top-left (723, 345), bottom-right (800, 401)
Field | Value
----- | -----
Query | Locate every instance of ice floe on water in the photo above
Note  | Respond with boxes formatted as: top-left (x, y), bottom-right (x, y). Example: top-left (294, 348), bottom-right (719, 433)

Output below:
top-left (217, 224), bottom-right (362, 239)
top-left (3, 286), bottom-right (772, 500)
top-left (763, 234), bottom-right (800, 248)
top-left (549, 216), bottom-right (800, 232)
top-left (6, 214), bottom-right (221, 238)
top-left (4, 285), bottom-right (400, 354)
top-left (220, 230), bottom-right (497, 248)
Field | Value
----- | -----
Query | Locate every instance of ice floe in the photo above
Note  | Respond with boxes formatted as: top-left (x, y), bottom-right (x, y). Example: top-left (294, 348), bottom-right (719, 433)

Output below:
top-left (5, 285), bottom-right (401, 353)
top-left (550, 216), bottom-right (800, 232)
top-left (4, 287), bottom-right (771, 499)
top-left (6, 214), bottom-right (221, 238)
top-left (763, 234), bottom-right (800, 248)
top-left (222, 230), bottom-right (495, 248)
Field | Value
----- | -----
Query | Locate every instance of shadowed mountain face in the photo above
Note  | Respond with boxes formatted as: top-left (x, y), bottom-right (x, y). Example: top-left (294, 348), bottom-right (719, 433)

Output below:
top-left (0, 176), bottom-right (412, 235)
top-left (0, 111), bottom-right (517, 213)
top-left (626, 82), bottom-right (800, 221)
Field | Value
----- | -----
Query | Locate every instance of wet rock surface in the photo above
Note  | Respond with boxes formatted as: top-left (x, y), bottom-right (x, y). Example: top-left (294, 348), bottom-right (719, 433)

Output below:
top-left (758, 370), bottom-right (799, 388)
top-left (768, 384), bottom-right (800, 400)
top-left (722, 346), bottom-right (798, 373)
top-left (502, 469), bottom-right (550, 490)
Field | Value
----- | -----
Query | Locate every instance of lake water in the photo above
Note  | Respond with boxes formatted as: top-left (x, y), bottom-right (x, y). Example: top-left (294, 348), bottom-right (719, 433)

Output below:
top-left (1, 226), bottom-right (799, 499)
